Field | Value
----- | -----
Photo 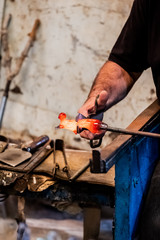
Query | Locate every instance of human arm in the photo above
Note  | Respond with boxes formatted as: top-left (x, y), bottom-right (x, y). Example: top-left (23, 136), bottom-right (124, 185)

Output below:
top-left (78, 60), bottom-right (142, 140)
top-left (78, 0), bottom-right (149, 140)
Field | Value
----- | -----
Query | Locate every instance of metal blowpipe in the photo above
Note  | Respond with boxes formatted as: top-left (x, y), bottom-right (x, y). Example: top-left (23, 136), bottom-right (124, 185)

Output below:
top-left (100, 122), bottom-right (160, 139)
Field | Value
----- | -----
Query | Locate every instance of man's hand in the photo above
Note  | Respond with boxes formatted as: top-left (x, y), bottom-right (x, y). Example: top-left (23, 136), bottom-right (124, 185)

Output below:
top-left (78, 90), bottom-right (109, 117)
top-left (77, 90), bottom-right (108, 140)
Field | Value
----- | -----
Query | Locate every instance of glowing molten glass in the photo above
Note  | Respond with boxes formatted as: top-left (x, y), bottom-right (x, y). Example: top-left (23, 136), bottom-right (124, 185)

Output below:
top-left (58, 112), bottom-right (102, 134)
top-left (58, 113), bottom-right (77, 134)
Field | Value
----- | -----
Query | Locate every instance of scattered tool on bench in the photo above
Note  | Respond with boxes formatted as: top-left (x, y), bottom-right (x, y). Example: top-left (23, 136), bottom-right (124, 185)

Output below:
top-left (22, 135), bottom-right (49, 153)
top-left (54, 139), bottom-right (90, 182)
top-left (14, 137), bottom-right (52, 192)
top-left (0, 135), bottom-right (50, 167)
top-left (54, 139), bottom-right (71, 179)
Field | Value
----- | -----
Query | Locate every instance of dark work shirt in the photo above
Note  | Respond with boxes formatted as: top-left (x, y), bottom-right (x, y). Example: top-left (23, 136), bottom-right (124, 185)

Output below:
top-left (108, 0), bottom-right (160, 99)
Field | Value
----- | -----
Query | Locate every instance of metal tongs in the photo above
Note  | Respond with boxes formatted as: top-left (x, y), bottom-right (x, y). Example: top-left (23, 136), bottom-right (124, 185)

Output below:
top-left (77, 114), bottom-right (160, 148)
top-left (78, 95), bottom-right (160, 148)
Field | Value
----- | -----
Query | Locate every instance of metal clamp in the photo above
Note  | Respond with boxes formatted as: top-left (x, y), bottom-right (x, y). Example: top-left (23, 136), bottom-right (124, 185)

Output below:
top-left (90, 138), bottom-right (102, 149)
top-left (90, 150), bottom-right (107, 173)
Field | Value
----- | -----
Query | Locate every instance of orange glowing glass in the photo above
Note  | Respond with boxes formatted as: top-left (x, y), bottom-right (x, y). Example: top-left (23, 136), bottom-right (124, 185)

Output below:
top-left (58, 113), bottom-right (77, 134)
top-left (58, 112), bottom-right (102, 134)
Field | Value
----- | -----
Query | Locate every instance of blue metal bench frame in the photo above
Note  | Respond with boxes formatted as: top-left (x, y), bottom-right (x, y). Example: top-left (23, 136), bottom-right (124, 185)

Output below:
top-left (115, 114), bottom-right (160, 239)
top-left (100, 100), bottom-right (160, 239)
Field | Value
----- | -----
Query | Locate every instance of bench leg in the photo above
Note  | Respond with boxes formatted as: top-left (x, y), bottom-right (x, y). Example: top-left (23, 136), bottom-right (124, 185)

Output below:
top-left (83, 206), bottom-right (101, 240)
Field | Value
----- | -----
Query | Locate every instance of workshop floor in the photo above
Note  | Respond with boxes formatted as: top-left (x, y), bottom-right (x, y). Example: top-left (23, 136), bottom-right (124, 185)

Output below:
top-left (0, 196), bottom-right (113, 240)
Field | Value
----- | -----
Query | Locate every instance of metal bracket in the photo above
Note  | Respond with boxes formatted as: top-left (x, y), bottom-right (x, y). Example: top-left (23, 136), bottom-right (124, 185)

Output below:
top-left (54, 139), bottom-right (71, 179)
top-left (90, 150), bottom-right (107, 173)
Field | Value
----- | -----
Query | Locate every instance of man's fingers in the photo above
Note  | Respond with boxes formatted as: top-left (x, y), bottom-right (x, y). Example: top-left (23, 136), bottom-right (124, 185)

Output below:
top-left (78, 90), bottom-right (109, 118)
top-left (80, 130), bottom-right (95, 140)
top-left (80, 129), bottom-right (105, 140)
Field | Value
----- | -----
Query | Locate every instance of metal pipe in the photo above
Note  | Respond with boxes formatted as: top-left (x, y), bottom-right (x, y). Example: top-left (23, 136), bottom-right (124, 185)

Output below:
top-left (100, 123), bottom-right (160, 139)
top-left (0, 96), bottom-right (7, 129)
top-left (69, 161), bottom-right (90, 181)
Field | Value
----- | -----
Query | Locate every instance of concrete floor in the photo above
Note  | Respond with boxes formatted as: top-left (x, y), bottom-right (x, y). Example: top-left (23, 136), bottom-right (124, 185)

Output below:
top-left (0, 196), bottom-right (113, 240)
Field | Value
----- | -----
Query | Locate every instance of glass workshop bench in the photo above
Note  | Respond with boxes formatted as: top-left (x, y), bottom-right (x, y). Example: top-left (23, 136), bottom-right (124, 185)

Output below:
top-left (0, 99), bottom-right (160, 240)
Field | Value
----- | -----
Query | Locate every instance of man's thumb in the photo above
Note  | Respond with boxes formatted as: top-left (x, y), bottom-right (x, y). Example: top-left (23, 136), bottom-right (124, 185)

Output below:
top-left (97, 90), bottom-right (108, 110)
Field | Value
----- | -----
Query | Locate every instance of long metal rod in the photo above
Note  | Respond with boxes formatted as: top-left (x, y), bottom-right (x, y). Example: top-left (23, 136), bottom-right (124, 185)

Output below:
top-left (0, 96), bottom-right (7, 128)
top-left (100, 123), bottom-right (160, 139)
top-left (69, 161), bottom-right (90, 182)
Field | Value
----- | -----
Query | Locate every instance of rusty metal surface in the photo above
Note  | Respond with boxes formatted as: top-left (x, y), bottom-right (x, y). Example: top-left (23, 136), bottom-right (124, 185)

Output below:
top-left (0, 148), bottom-right (32, 167)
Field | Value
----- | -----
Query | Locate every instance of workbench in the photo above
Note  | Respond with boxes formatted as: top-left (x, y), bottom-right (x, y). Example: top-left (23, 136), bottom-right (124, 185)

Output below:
top-left (0, 100), bottom-right (160, 240)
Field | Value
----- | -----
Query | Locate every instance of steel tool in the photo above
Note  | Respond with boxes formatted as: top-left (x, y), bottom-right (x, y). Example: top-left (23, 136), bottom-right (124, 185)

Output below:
top-left (54, 139), bottom-right (71, 179)
top-left (69, 161), bottom-right (90, 182)
top-left (92, 120), bottom-right (160, 148)
top-left (54, 139), bottom-right (90, 181)
top-left (99, 122), bottom-right (160, 138)
top-left (77, 95), bottom-right (160, 148)
top-left (76, 112), bottom-right (160, 148)
top-left (22, 135), bottom-right (49, 153)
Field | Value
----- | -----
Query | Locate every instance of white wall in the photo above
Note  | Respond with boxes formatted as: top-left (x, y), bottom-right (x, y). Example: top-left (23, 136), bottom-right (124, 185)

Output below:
top-left (0, 0), bottom-right (156, 149)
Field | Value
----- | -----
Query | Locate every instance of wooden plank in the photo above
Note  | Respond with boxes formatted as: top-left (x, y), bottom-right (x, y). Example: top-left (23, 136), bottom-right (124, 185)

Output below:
top-left (35, 149), bottom-right (115, 187)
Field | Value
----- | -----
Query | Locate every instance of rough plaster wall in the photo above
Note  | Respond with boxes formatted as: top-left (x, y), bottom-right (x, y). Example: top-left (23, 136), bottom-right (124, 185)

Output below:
top-left (0, 0), bottom-right (156, 149)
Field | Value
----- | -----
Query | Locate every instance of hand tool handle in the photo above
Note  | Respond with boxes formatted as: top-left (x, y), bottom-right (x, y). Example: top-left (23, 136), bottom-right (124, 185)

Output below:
top-left (23, 135), bottom-right (49, 153)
